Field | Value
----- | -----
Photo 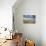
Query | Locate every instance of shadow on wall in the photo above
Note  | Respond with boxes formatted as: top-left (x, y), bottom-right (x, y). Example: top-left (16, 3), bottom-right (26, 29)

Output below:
top-left (12, 0), bottom-right (41, 46)
top-left (23, 33), bottom-right (41, 46)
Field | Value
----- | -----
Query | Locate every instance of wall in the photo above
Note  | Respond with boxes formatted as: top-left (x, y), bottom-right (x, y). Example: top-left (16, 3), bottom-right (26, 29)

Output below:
top-left (41, 0), bottom-right (46, 46)
top-left (13, 0), bottom-right (41, 46)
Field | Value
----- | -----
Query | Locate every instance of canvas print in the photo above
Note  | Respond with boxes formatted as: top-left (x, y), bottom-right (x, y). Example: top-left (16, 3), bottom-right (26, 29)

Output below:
top-left (23, 15), bottom-right (36, 24)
